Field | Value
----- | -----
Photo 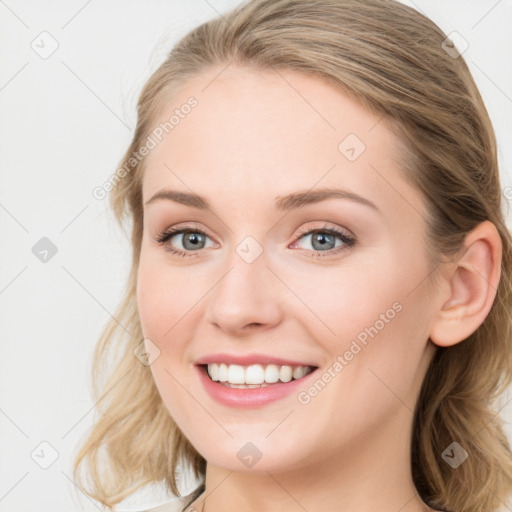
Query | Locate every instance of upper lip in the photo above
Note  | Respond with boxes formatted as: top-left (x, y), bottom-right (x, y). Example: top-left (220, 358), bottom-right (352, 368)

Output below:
top-left (195, 353), bottom-right (318, 367)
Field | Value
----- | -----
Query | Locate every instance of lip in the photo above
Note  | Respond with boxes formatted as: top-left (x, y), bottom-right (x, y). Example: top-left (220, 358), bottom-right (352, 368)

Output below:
top-left (194, 352), bottom-right (317, 367)
top-left (195, 364), bottom-right (319, 408)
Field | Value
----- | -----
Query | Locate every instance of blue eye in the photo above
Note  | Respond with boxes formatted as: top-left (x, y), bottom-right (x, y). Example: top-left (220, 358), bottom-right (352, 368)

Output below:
top-left (156, 228), bottom-right (214, 257)
top-left (293, 226), bottom-right (355, 257)
top-left (155, 225), bottom-right (355, 258)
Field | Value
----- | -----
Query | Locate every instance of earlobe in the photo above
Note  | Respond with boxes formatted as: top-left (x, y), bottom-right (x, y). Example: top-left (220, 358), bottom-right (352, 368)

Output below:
top-left (429, 220), bottom-right (502, 347)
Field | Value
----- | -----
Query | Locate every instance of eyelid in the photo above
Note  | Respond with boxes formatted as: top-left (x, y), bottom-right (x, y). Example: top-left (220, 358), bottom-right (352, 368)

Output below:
top-left (155, 223), bottom-right (218, 246)
top-left (289, 223), bottom-right (356, 256)
top-left (156, 221), bottom-right (215, 239)
top-left (294, 221), bottom-right (354, 239)
top-left (155, 221), bottom-right (356, 258)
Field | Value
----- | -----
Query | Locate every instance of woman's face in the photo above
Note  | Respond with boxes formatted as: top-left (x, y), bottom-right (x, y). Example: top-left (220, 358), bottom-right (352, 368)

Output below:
top-left (137, 65), bottom-right (439, 473)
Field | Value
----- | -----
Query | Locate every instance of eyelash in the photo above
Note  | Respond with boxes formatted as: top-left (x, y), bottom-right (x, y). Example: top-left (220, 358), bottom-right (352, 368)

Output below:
top-left (155, 224), bottom-right (356, 259)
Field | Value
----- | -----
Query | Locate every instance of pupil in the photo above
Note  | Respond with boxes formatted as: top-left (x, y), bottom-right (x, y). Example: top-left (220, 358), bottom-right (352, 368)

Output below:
top-left (313, 232), bottom-right (334, 250)
top-left (184, 232), bottom-right (203, 249)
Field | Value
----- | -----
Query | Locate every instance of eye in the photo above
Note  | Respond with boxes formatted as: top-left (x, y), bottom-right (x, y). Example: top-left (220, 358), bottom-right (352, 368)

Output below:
top-left (156, 226), bottom-right (216, 257)
top-left (290, 225), bottom-right (355, 258)
top-left (155, 223), bottom-right (356, 259)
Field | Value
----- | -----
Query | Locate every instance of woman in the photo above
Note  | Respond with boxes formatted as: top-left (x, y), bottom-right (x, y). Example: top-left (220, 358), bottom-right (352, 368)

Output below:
top-left (74, 1), bottom-right (512, 511)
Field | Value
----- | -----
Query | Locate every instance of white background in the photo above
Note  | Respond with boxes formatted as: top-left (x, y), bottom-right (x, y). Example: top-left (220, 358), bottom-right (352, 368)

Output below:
top-left (1, 1), bottom-right (511, 511)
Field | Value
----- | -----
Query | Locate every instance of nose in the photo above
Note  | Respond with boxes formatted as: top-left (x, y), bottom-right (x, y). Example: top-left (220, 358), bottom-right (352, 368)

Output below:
top-left (205, 245), bottom-right (284, 335)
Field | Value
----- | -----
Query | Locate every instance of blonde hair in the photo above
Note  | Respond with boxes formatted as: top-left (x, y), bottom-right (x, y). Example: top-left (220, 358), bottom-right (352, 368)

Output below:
top-left (73, 1), bottom-right (512, 510)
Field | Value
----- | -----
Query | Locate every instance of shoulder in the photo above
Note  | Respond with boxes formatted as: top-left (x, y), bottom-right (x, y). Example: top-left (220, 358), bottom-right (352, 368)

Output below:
top-left (137, 488), bottom-right (201, 512)
top-left (116, 482), bottom-right (204, 512)
top-left (139, 495), bottom-right (191, 512)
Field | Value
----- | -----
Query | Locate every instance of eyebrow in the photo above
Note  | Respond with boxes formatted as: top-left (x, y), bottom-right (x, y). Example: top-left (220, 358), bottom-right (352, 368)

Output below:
top-left (144, 187), bottom-right (379, 212)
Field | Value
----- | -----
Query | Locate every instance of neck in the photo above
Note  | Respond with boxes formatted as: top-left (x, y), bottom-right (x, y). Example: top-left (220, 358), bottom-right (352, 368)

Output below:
top-left (198, 406), bottom-right (433, 512)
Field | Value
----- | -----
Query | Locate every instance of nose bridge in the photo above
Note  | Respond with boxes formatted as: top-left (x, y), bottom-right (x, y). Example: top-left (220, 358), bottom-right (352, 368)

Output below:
top-left (206, 235), bottom-right (283, 332)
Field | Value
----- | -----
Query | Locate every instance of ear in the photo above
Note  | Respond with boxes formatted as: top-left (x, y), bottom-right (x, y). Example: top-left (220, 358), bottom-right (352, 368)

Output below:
top-left (429, 220), bottom-right (502, 347)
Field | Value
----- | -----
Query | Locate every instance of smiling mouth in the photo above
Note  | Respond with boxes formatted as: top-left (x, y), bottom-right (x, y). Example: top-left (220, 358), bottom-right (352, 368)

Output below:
top-left (199, 363), bottom-right (318, 388)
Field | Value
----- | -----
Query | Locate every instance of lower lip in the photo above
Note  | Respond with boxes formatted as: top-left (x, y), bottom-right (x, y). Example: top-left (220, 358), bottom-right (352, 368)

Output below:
top-left (196, 365), bottom-right (318, 408)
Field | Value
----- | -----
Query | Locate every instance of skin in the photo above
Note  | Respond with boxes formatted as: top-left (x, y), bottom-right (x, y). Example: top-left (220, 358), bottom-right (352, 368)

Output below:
top-left (136, 65), bottom-right (502, 512)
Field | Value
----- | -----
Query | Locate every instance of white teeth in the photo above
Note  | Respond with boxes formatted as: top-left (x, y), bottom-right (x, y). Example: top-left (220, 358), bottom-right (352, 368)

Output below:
top-left (264, 364), bottom-right (280, 383)
top-left (279, 365), bottom-right (293, 383)
top-left (246, 364), bottom-right (265, 384)
top-left (218, 363), bottom-right (228, 382)
top-left (209, 363), bottom-right (219, 381)
top-left (206, 363), bottom-right (314, 385)
top-left (227, 364), bottom-right (245, 384)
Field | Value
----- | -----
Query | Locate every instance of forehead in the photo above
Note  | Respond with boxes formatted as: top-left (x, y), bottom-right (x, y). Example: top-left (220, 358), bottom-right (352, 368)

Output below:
top-left (141, 65), bottom-right (421, 218)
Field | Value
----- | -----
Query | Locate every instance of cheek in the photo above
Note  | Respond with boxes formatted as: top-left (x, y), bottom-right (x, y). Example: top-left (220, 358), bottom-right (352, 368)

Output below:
top-left (136, 256), bottom-right (196, 419)
top-left (323, 275), bottom-right (431, 420)
top-left (277, 249), bottom-right (400, 343)
top-left (284, 246), bottom-right (430, 390)
top-left (136, 253), bottom-right (185, 341)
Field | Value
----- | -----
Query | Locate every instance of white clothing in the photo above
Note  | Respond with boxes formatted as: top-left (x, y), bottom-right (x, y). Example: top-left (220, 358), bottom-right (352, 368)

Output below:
top-left (140, 490), bottom-right (201, 512)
